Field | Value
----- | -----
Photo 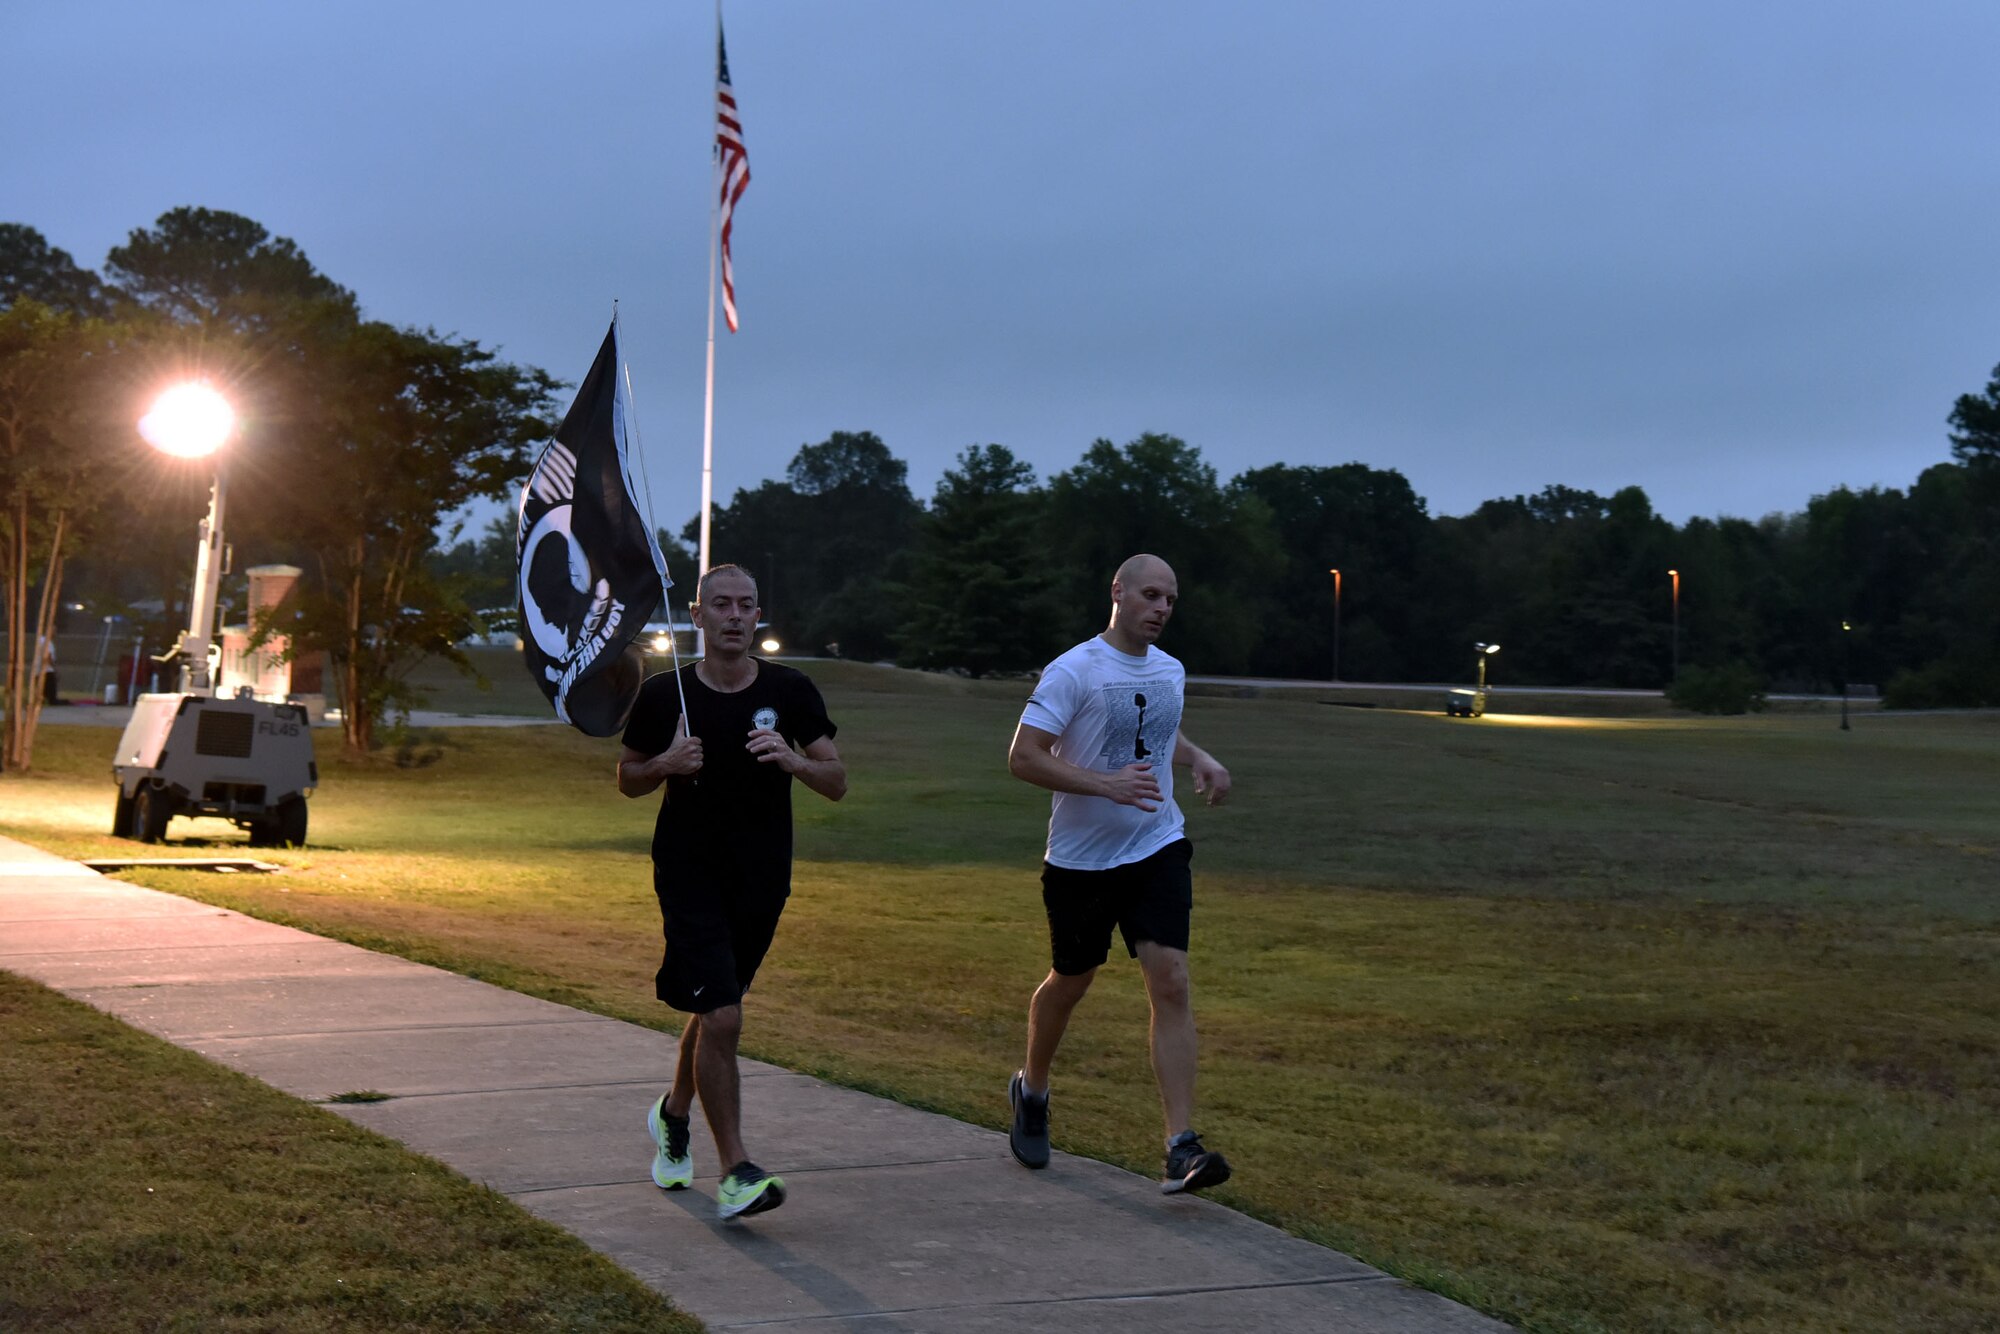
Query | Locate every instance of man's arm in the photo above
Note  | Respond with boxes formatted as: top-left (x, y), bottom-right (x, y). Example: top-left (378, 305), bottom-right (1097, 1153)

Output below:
top-left (1008, 722), bottom-right (1162, 811)
top-left (749, 729), bottom-right (847, 802)
top-left (1172, 730), bottom-right (1231, 806)
top-left (617, 720), bottom-right (702, 798)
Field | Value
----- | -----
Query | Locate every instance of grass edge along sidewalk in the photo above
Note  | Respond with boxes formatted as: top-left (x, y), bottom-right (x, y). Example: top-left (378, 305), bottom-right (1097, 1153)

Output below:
top-left (0, 969), bottom-right (704, 1334)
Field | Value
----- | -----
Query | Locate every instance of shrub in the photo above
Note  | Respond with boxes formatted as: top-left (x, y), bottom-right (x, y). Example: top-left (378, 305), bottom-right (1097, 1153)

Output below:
top-left (1882, 654), bottom-right (2000, 709)
top-left (1667, 662), bottom-right (1770, 715)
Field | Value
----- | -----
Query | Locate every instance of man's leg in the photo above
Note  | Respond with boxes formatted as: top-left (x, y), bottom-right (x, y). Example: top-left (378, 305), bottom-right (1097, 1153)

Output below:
top-left (648, 1017), bottom-right (699, 1190)
top-left (1138, 939), bottom-right (1231, 1193)
top-left (1028, 859), bottom-right (1114, 1095)
top-left (664, 1014), bottom-right (700, 1118)
top-left (691, 1002), bottom-right (748, 1168)
top-left (1010, 966), bottom-right (1094, 1169)
top-left (1014, 862), bottom-right (1115, 1169)
top-left (1135, 941), bottom-right (1196, 1137)
top-left (1023, 966), bottom-right (1096, 1093)
top-left (648, 877), bottom-right (709, 1192)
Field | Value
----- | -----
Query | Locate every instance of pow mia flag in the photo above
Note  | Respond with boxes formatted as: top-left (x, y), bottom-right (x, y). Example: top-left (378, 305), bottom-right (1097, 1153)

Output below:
top-left (516, 321), bottom-right (668, 736)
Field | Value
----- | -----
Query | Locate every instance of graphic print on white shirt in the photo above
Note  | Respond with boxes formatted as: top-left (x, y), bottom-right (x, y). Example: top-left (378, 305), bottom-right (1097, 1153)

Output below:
top-left (1096, 682), bottom-right (1180, 769)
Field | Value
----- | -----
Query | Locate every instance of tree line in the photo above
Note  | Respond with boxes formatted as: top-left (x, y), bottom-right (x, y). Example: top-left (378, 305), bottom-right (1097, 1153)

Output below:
top-left (7, 208), bottom-right (1997, 774)
top-left (439, 411), bottom-right (1997, 708)
top-left (835, 431), bottom-right (1996, 704)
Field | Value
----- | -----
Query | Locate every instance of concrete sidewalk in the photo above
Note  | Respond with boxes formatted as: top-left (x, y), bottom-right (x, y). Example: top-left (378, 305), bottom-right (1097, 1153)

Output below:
top-left (0, 835), bottom-right (1506, 1332)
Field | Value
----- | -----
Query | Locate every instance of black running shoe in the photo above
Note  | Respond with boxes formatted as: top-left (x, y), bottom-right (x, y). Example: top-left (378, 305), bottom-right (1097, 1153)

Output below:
top-left (1008, 1071), bottom-right (1050, 1169)
top-left (1160, 1131), bottom-right (1232, 1195)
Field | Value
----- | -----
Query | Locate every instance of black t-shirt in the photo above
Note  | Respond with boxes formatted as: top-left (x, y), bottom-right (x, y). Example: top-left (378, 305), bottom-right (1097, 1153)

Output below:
top-left (621, 659), bottom-right (836, 870)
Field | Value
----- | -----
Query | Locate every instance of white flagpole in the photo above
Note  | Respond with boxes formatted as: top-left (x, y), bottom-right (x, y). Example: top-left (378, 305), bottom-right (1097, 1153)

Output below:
top-left (692, 1), bottom-right (724, 664)
top-left (698, 0), bottom-right (721, 589)
top-left (699, 220), bottom-right (717, 589)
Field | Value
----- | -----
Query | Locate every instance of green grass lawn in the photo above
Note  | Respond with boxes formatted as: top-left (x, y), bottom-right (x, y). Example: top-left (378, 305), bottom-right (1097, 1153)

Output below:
top-left (0, 973), bottom-right (703, 1333)
top-left (4, 665), bottom-right (1997, 1333)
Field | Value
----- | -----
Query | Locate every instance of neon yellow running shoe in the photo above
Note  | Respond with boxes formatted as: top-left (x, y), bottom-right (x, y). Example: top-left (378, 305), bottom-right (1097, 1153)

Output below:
top-left (646, 1094), bottom-right (692, 1191)
top-left (716, 1160), bottom-right (786, 1219)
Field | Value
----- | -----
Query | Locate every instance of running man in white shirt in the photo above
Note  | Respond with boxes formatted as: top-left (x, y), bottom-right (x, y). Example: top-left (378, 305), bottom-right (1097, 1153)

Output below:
top-left (1005, 553), bottom-right (1235, 1194)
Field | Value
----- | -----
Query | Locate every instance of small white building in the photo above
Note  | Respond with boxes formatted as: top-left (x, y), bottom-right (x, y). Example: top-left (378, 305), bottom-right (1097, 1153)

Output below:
top-left (216, 565), bottom-right (325, 717)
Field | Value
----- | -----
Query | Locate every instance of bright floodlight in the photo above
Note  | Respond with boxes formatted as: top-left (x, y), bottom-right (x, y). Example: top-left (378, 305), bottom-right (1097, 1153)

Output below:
top-left (1477, 642), bottom-right (1501, 655)
top-left (139, 382), bottom-right (235, 458)
top-left (759, 636), bottom-right (781, 654)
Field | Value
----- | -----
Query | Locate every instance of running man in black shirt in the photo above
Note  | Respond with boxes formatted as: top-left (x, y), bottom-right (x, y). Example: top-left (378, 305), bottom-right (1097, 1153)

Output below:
top-left (618, 564), bottom-right (846, 1219)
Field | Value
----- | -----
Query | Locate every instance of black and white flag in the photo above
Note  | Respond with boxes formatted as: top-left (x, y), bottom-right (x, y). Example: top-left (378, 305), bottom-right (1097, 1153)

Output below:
top-left (516, 321), bottom-right (668, 736)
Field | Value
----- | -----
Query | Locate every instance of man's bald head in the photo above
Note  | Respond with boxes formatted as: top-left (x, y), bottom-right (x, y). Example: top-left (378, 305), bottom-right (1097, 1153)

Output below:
top-left (696, 563), bottom-right (758, 605)
top-left (1114, 554), bottom-right (1174, 593)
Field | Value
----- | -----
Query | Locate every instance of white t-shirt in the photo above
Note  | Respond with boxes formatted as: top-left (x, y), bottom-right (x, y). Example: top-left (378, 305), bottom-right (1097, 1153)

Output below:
top-left (1019, 636), bottom-right (1186, 871)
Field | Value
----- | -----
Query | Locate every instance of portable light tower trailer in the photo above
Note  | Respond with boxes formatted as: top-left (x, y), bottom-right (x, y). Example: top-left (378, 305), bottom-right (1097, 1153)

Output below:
top-left (112, 693), bottom-right (315, 845)
top-left (112, 396), bottom-right (317, 847)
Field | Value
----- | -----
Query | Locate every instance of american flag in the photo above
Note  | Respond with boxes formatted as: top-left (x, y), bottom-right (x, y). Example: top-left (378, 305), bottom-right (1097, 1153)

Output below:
top-left (716, 23), bottom-right (750, 333)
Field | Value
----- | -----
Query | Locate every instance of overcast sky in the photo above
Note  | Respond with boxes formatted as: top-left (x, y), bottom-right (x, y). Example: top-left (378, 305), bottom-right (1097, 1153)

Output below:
top-left (8, 1), bottom-right (1998, 529)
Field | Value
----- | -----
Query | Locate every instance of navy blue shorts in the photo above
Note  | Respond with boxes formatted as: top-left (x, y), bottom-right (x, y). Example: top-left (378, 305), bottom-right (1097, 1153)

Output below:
top-left (1040, 838), bottom-right (1193, 975)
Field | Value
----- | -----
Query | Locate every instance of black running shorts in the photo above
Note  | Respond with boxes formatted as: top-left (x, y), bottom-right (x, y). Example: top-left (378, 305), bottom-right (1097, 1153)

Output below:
top-left (1040, 838), bottom-right (1193, 976)
top-left (653, 862), bottom-right (789, 1014)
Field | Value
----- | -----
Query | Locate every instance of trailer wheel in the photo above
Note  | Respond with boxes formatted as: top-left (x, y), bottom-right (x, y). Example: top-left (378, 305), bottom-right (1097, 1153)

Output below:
top-left (132, 787), bottom-right (171, 844)
top-left (274, 796), bottom-right (308, 848)
top-left (113, 790), bottom-right (134, 838)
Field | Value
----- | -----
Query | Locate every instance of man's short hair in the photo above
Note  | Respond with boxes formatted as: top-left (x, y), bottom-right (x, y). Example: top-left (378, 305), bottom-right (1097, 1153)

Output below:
top-left (696, 563), bottom-right (759, 604)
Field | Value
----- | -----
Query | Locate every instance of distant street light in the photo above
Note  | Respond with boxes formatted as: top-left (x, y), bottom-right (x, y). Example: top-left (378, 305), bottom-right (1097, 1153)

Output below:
top-left (1475, 641), bottom-right (1500, 694)
top-left (1329, 568), bottom-right (1342, 683)
top-left (759, 636), bottom-right (781, 655)
top-left (141, 381), bottom-right (235, 693)
top-left (1668, 568), bottom-right (1680, 683)
top-left (1840, 619), bottom-right (1851, 732)
top-left (88, 613), bottom-right (120, 696)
